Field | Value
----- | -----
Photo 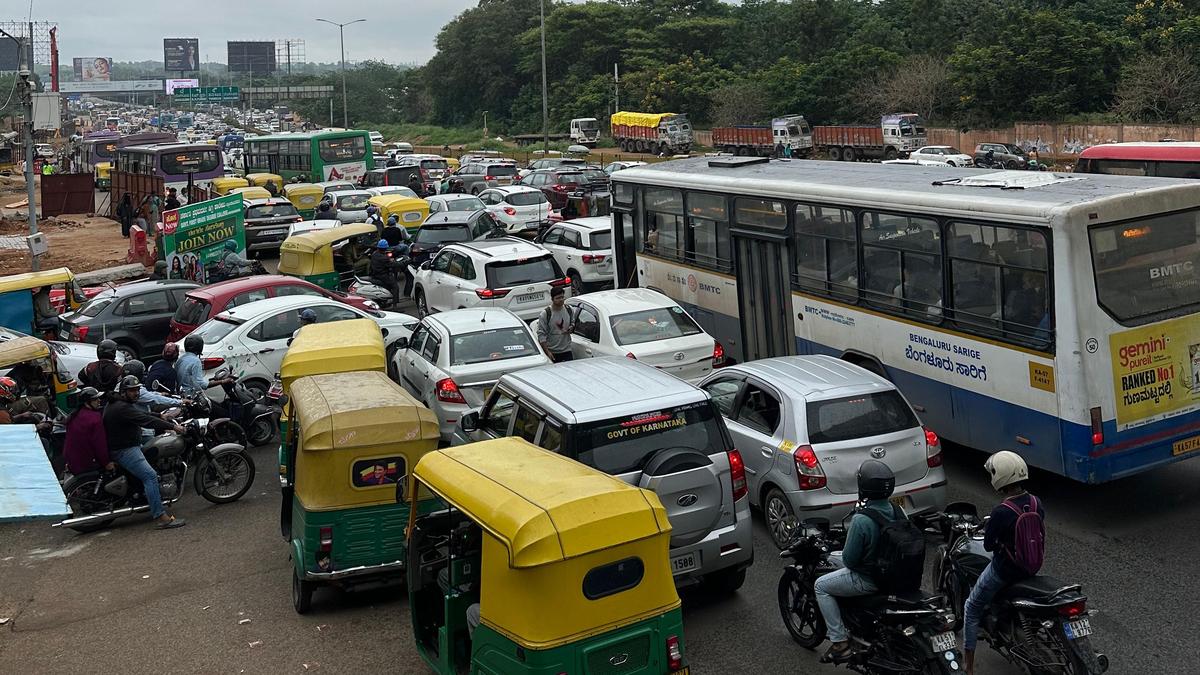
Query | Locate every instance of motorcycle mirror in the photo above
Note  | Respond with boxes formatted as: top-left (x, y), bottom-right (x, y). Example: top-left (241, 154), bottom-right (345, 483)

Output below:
top-left (394, 476), bottom-right (407, 504)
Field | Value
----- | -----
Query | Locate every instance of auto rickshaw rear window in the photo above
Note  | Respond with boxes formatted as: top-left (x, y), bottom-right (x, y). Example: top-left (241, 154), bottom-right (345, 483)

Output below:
top-left (583, 556), bottom-right (645, 600)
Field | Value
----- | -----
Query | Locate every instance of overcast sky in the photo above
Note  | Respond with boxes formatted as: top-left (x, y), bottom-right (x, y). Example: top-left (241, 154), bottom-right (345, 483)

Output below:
top-left (32, 0), bottom-right (479, 65)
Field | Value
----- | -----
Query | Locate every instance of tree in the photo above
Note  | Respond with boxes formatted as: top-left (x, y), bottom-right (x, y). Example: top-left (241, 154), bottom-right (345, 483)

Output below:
top-left (709, 81), bottom-right (771, 126)
top-left (858, 54), bottom-right (953, 122)
top-left (1112, 50), bottom-right (1200, 122)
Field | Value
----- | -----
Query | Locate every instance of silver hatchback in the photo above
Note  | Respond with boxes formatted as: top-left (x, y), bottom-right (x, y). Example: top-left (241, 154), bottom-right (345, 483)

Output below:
top-left (697, 355), bottom-right (947, 549)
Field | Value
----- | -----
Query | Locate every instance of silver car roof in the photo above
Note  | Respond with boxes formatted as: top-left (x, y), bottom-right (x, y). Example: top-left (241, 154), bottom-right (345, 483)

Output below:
top-left (728, 355), bottom-right (896, 403)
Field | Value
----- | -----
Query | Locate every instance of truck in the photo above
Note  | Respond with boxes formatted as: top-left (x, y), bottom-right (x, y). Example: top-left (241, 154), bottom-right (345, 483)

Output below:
top-left (812, 113), bottom-right (927, 162)
top-left (569, 117), bottom-right (601, 147)
top-left (610, 111), bottom-right (693, 155)
top-left (712, 115), bottom-right (813, 157)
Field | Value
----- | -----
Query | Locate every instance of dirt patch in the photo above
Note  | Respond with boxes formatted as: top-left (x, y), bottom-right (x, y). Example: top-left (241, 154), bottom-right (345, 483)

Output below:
top-left (0, 214), bottom-right (135, 274)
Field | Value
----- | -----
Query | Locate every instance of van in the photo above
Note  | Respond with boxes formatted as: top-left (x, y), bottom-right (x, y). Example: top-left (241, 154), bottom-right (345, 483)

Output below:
top-left (454, 356), bottom-right (754, 592)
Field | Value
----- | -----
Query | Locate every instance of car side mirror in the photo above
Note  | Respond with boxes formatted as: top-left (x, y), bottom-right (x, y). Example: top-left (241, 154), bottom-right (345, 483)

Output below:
top-left (380, 327), bottom-right (389, 338)
top-left (459, 410), bottom-right (480, 433)
top-left (420, 260), bottom-right (431, 270)
top-left (394, 336), bottom-right (408, 350)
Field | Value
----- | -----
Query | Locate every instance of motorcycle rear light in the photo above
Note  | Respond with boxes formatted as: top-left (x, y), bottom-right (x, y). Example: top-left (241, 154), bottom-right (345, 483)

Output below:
top-left (319, 526), bottom-right (333, 551)
top-left (712, 341), bottom-right (726, 367)
top-left (474, 287), bottom-right (511, 299)
top-left (435, 378), bottom-right (467, 404)
top-left (728, 449), bottom-right (748, 501)
top-left (201, 356), bottom-right (225, 369)
top-left (1090, 406), bottom-right (1103, 445)
top-left (794, 445), bottom-right (827, 490)
top-left (581, 254), bottom-right (606, 264)
top-left (925, 427), bottom-right (943, 467)
top-left (1057, 600), bottom-right (1087, 617)
top-left (666, 635), bottom-right (683, 671)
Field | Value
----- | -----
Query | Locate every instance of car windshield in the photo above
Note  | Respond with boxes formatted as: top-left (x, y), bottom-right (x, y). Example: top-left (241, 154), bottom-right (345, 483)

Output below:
top-left (172, 296), bottom-right (211, 325)
top-left (449, 326), bottom-right (539, 365)
top-left (485, 256), bottom-right (561, 287)
top-left (806, 391), bottom-right (919, 444)
top-left (580, 169), bottom-right (607, 182)
top-left (441, 197), bottom-right (485, 212)
top-left (246, 203), bottom-right (299, 219)
top-left (414, 225), bottom-right (472, 244)
top-left (609, 306), bottom-right (702, 346)
top-left (76, 295), bottom-right (115, 318)
top-left (337, 194), bottom-right (370, 209)
top-left (588, 230), bottom-right (611, 250)
top-left (505, 191), bottom-right (545, 206)
top-left (575, 402), bottom-right (726, 474)
top-left (190, 317), bottom-right (240, 345)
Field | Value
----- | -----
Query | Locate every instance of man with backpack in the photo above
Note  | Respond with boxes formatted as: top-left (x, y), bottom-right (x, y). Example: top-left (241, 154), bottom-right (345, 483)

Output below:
top-left (814, 460), bottom-right (926, 662)
top-left (963, 450), bottom-right (1045, 675)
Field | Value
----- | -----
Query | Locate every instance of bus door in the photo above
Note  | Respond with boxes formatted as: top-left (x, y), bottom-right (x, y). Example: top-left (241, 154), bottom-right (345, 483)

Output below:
top-left (611, 210), bottom-right (638, 288)
top-left (732, 229), bottom-right (794, 361)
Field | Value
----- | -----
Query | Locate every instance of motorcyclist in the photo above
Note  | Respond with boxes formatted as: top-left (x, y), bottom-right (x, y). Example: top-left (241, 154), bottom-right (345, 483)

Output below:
top-left (369, 239), bottom-right (402, 305)
top-left (315, 198), bottom-right (338, 220)
top-left (77, 339), bottom-right (123, 393)
top-left (963, 451), bottom-right (1045, 675)
top-left (813, 460), bottom-right (902, 661)
top-left (121, 360), bottom-right (182, 440)
top-left (291, 308), bottom-right (318, 340)
top-left (983, 148), bottom-right (995, 167)
top-left (407, 174), bottom-right (425, 198)
top-left (102, 375), bottom-right (186, 529)
top-left (145, 343), bottom-right (179, 393)
top-left (365, 205), bottom-right (384, 235)
top-left (63, 387), bottom-right (113, 475)
top-left (148, 260), bottom-right (169, 281)
top-left (175, 335), bottom-right (234, 419)
top-left (447, 176), bottom-right (466, 194)
top-left (0, 376), bottom-right (46, 426)
top-left (219, 240), bottom-right (253, 276)
top-left (381, 214), bottom-right (411, 253)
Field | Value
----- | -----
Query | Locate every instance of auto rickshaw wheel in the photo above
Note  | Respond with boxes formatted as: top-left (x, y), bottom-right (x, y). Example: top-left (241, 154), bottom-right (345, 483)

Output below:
top-left (292, 569), bottom-right (315, 614)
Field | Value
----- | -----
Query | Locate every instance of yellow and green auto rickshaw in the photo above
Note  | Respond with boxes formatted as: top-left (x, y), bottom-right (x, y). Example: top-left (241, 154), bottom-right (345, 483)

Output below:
top-left (283, 370), bottom-right (440, 613)
top-left (94, 161), bottom-right (112, 189)
top-left (0, 334), bottom-right (78, 416)
top-left (230, 185), bottom-right (272, 201)
top-left (211, 176), bottom-right (250, 196)
top-left (245, 172), bottom-right (285, 190)
top-left (407, 438), bottom-right (690, 675)
top-left (283, 182), bottom-right (324, 218)
top-left (276, 222), bottom-right (378, 291)
top-left (367, 195), bottom-right (429, 233)
top-left (0, 268), bottom-right (86, 336)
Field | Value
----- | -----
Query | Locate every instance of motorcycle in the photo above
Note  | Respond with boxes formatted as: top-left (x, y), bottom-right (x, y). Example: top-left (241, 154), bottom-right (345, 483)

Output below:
top-left (347, 253), bottom-right (410, 309)
top-left (974, 156), bottom-right (1006, 170)
top-left (933, 502), bottom-right (1108, 674)
top-left (777, 519), bottom-right (963, 674)
top-left (216, 376), bottom-right (280, 447)
top-left (55, 396), bottom-right (256, 533)
top-left (204, 259), bottom-right (267, 284)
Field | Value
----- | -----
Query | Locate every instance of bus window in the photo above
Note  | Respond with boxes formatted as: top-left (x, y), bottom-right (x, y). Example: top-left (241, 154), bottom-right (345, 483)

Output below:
top-left (643, 188), bottom-right (684, 257)
top-left (162, 149), bottom-right (219, 175)
top-left (735, 197), bottom-right (786, 230)
top-left (1153, 161), bottom-right (1200, 179)
top-left (1090, 209), bottom-right (1200, 324)
top-left (319, 136), bottom-right (366, 162)
top-left (685, 192), bottom-right (731, 269)
top-left (793, 204), bottom-right (857, 299)
top-left (948, 223), bottom-right (1050, 342)
top-left (1089, 160), bottom-right (1148, 176)
top-left (861, 211), bottom-right (941, 318)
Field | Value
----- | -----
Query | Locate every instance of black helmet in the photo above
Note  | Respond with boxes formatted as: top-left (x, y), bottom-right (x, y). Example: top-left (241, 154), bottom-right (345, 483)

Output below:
top-left (856, 460), bottom-right (896, 501)
top-left (121, 359), bottom-right (145, 381)
top-left (97, 339), bottom-right (118, 360)
top-left (118, 375), bottom-right (142, 392)
top-left (78, 386), bottom-right (102, 404)
top-left (184, 334), bottom-right (204, 355)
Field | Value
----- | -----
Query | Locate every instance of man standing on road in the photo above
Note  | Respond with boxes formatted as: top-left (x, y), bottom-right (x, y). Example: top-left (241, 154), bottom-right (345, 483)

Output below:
top-left (536, 287), bottom-right (575, 363)
top-left (164, 188), bottom-right (181, 211)
top-left (103, 376), bottom-right (186, 529)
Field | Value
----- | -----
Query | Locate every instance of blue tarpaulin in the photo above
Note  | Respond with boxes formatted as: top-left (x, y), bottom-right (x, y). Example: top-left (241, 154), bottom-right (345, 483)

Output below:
top-left (0, 424), bottom-right (68, 522)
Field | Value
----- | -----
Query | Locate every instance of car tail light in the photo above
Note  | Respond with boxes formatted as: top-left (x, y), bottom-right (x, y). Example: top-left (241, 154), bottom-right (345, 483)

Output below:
top-left (625, 352), bottom-right (636, 360)
top-left (1056, 600), bottom-right (1087, 617)
top-left (552, 183), bottom-right (569, 192)
top-left (435, 378), bottom-right (467, 404)
top-left (581, 254), bottom-right (605, 264)
top-left (502, 206), bottom-right (516, 216)
top-left (794, 445), bottom-right (827, 490)
top-left (925, 427), bottom-right (943, 467)
top-left (548, 277), bottom-right (571, 288)
top-left (1090, 406), bottom-right (1103, 445)
top-left (319, 526), bottom-right (333, 552)
top-left (70, 324), bottom-right (89, 341)
top-left (474, 287), bottom-right (511, 299)
top-left (485, 175), bottom-right (495, 181)
top-left (201, 356), bottom-right (225, 369)
top-left (666, 635), bottom-right (683, 671)
top-left (293, 216), bottom-right (302, 222)
top-left (712, 341), bottom-right (726, 367)
top-left (728, 449), bottom-right (748, 501)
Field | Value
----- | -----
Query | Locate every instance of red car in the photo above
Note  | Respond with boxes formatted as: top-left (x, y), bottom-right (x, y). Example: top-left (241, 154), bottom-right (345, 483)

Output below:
top-left (166, 275), bottom-right (378, 342)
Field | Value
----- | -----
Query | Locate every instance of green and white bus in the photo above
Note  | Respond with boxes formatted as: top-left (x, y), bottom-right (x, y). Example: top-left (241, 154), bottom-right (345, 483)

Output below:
top-left (243, 130), bottom-right (375, 184)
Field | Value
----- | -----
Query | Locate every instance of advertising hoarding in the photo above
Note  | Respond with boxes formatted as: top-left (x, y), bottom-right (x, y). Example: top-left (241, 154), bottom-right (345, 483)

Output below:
top-left (165, 78), bottom-right (200, 95)
top-left (227, 41), bottom-right (275, 73)
top-left (72, 57), bottom-right (112, 82)
top-left (161, 194), bottom-right (246, 285)
top-left (1110, 316), bottom-right (1200, 432)
top-left (164, 38), bottom-right (200, 71)
top-left (0, 37), bottom-right (19, 72)
top-left (60, 80), bottom-right (163, 93)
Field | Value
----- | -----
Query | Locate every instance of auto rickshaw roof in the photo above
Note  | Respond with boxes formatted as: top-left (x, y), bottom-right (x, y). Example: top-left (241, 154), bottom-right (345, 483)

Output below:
top-left (0, 336), bottom-right (51, 366)
top-left (283, 182), bottom-right (321, 194)
top-left (279, 319), bottom-right (387, 388)
top-left (414, 439), bottom-right (672, 568)
top-left (0, 268), bottom-right (76, 294)
top-left (290, 371), bottom-right (439, 450)
top-left (278, 222), bottom-right (378, 254)
top-left (367, 194), bottom-right (428, 209)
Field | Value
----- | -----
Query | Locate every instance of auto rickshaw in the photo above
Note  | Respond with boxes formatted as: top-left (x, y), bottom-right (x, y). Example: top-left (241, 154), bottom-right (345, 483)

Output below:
top-left (0, 268), bottom-right (85, 336)
top-left (230, 186), bottom-right (272, 201)
top-left (94, 161), bottom-right (112, 189)
top-left (211, 176), bottom-right (250, 196)
top-left (245, 172), bottom-right (284, 190)
top-left (0, 335), bottom-right (78, 416)
top-left (444, 156), bottom-right (460, 172)
top-left (277, 222), bottom-right (378, 290)
top-left (284, 370), bottom-right (440, 613)
top-left (283, 182), bottom-right (324, 218)
top-left (367, 195), bottom-right (429, 232)
top-left (407, 439), bottom-right (689, 675)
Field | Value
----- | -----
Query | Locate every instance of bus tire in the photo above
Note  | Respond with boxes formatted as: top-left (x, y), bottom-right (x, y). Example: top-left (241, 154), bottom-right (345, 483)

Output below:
top-left (842, 351), bottom-right (888, 380)
top-left (828, 147), bottom-right (842, 161)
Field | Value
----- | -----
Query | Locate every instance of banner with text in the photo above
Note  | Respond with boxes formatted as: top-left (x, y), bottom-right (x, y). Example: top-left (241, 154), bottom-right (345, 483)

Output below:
top-left (161, 194), bottom-right (246, 285)
top-left (1109, 315), bottom-right (1200, 431)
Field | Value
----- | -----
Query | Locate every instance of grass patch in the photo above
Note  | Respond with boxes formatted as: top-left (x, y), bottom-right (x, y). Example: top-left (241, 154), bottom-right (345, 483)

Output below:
top-left (371, 123), bottom-right (486, 146)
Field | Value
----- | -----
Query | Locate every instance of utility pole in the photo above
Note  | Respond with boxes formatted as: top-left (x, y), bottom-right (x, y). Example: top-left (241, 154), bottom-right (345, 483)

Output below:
top-left (540, 0), bottom-right (549, 153)
top-left (316, 18), bottom-right (365, 129)
top-left (0, 26), bottom-right (39, 270)
top-left (614, 63), bottom-right (620, 111)
top-left (482, 110), bottom-right (488, 141)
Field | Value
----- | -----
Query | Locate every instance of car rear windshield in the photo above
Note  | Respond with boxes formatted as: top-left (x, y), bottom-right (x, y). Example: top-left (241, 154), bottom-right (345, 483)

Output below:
top-left (246, 203), bottom-right (299, 219)
top-left (172, 296), bottom-right (210, 325)
top-left (483, 165), bottom-right (517, 177)
top-left (506, 191), bottom-right (546, 206)
top-left (485, 256), bottom-right (561, 287)
top-left (190, 317), bottom-right (240, 345)
top-left (554, 172), bottom-right (584, 185)
top-left (806, 391), bottom-right (919, 444)
top-left (414, 225), bottom-right (472, 244)
top-left (609, 306), bottom-right (702, 346)
top-left (442, 197), bottom-right (485, 212)
top-left (575, 402), bottom-right (727, 475)
top-left (588, 230), bottom-right (612, 250)
top-left (1090, 209), bottom-right (1200, 324)
top-left (337, 194), bottom-right (370, 210)
top-left (76, 295), bottom-right (115, 318)
top-left (449, 326), bottom-right (538, 365)
top-left (420, 159), bottom-right (449, 170)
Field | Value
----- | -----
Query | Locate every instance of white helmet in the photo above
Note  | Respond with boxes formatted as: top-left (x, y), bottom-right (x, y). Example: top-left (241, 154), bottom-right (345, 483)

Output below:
top-left (985, 450), bottom-right (1029, 491)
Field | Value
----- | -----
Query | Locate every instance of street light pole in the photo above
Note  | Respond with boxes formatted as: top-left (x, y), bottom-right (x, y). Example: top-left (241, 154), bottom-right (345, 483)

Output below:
top-left (540, 0), bottom-right (549, 153)
top-left (316, 18), bottom-right (365, 129)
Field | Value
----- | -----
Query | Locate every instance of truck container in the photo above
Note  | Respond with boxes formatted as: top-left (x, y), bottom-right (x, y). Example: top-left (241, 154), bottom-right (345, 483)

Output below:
top-left (712, 115), bottom-right (813, 157)
top-left (610, 111), bottom-right (693, 155)
top-left (812, 113), bottom-right (927, 161)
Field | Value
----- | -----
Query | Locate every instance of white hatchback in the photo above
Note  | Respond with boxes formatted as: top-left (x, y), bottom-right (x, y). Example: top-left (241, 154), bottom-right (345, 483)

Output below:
top-left (907, 145), bottom-right (974, 167)
top-left (536, 217), bottom-right (614, 294)
top-left (566, 288), bottom-right (721, 384)
top-left (477, 186), bottom-right (551, 234)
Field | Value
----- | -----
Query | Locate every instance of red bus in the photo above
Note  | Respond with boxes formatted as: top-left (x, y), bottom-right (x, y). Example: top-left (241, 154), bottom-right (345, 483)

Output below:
top-left (1074, 142), bottom-right (1200, 178)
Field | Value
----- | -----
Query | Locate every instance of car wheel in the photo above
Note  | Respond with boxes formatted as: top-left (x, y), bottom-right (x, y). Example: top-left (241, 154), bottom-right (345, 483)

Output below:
top-left (415, 289), bottom-right (429, 318)
top-left (569, 272), bottom-right (584, 297)
top-left (115, 343), bottom-right (139, 363)
top-left (1005, 160), bottom-right (1018, 170)
top-left (946, 160), bottom-right (956, 167)
top-left (764, 487), bottom-right (799, 549)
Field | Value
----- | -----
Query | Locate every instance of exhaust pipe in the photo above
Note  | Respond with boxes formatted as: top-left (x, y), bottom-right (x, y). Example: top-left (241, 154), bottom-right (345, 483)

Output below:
top-left (53, 503), bottom-right (153, 528)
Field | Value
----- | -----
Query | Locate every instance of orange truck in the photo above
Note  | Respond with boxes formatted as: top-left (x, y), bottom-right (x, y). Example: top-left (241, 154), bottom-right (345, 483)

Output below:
top-left (812, 113), bottom-right (927, 161)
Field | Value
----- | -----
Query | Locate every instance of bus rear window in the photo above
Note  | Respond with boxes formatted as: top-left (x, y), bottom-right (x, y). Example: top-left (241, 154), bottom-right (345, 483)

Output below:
top-left (1090, 210), bottom-right (1200, 323)
top-left (318, 136), bottom-right (366, 162)
top-left (161, 149), bottom-right (219, 174)
top-left (575, 403), bottom-right (726, 475)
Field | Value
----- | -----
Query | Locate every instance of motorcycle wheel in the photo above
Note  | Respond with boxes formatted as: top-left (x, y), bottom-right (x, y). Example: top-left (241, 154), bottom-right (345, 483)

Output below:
top-left (62, 474), bottom-right (117, 533)
top-left (778, 567), bottom-right (825, 649)
top-left (194, 450), bottom-right (256, 504)
top-left (210, 420), bottom-right (248, 448)
top-left (247, 416), bottom-right (276, 447)
top-left (934, 545), bottom-right (966, 630)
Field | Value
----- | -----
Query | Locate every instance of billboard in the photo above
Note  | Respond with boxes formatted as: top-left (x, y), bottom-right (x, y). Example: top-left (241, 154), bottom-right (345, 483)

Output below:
top-left (164, 38), bottom-right (199, 71)
top-left (0, 36), bottom-right (19, 72)
top-left (227, 41), bottom-right (275, 73)
top-left (60, 80), bottom-right (162, 93)
top-left (72, 57), bottom-right (113, 81)
top-left (165, 78), bottom-right (199, 95)
top-left (1109, 316), bottom-right (1200, 432)
top-left (162, 194), bottom-right (246, 285)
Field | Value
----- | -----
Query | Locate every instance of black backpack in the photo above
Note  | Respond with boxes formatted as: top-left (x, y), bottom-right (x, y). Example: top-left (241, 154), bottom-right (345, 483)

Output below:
top-left (860, 505), bottom-right (926, 592)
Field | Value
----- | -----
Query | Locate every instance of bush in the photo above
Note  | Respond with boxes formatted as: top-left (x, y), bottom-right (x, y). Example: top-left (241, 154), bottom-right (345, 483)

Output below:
top-left (370, 123), bottom-right (485, 146)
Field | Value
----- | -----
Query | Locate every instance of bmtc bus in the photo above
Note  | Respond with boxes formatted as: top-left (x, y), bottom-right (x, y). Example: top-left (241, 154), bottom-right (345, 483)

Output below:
top-left (609, 157), bottom-right (1200, 483)
top-left (115, 142), bottom-right (224, 199)
top-left (242, 130), bottom-right (374, 184)
top-left (80, 131), bottom-right (177, 184)
top-left (1075, 142), bottom-right (1200, 179)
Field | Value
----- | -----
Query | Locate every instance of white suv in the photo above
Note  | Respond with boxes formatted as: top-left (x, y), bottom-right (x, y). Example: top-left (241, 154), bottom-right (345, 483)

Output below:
top-left (411, 237), bottom-right (571, 321)
top-left (536, 216), bottom-right (614, 294)
top-left (477, 186), bottom-right (550, 234)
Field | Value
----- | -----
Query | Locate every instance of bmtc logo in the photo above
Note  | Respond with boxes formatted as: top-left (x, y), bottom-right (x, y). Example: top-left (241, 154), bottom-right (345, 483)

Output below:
top-left (687, 274), bottom-right (698, 293)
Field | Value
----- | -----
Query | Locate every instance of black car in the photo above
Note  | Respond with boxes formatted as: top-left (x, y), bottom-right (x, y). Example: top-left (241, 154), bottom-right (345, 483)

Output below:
top-left (243, 198), bottom-right (303, 253)
top-left (407, 211), bottom-right (502, 268)
top-left (58, 280), bottom-right (201, 361)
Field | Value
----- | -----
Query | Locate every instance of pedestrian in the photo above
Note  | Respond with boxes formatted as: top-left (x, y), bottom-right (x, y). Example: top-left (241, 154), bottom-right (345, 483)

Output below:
top-left (783, 144), bottom-right (793, 159)
top-left (116, 193), bottom-right (135, 237)
top-left (164, 187), bottom-right (181, 211)
top-left (148, 260), bottom-right (168, 281)
top-left (774, 142), bottom-right (785, 158)
top-left (147, 192), bottom-right (162, 228)
top-left (63, 387), bottom-right (114, 476)
top-left (536, 287), bottom-right (575, 363)
top-left (102, 375), bottom-right (187, 529)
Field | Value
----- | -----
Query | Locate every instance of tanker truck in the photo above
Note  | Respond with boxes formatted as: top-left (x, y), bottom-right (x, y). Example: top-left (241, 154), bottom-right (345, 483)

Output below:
top-left (610, 111), bottom-right (693, 155)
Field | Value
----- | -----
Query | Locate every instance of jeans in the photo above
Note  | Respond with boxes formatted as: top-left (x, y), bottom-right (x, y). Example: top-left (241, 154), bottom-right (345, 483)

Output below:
top-left (964, 560), bottom-right (1007, 651)
top-left (814, 565), bottom-right (877, 643)
top-left (111, 445), bottom-right (164, 519)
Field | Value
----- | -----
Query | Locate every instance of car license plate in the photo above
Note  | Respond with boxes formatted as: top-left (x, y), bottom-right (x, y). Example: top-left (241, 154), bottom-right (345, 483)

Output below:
top-left (1172, 434), bottom-right (1200, 456)
top-left (890, 495), bottom-right (910, 510)
top-left (261, 228), bottom-right (287, 236)
top-left (58, 328), bottom-right (69, 340)
top-left (669, 552), bottom-right (698, 575)
top-left (930, 631), bottom-right (957, 652)
top-left (1063, 617), bottom-right (1093, 639)
top-left (515, 292), bottom-right (544, 303)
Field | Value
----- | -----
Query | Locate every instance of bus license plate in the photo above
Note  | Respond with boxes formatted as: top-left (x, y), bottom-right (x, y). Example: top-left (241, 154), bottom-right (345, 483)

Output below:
top-left (516, 292), bottom-right (544, 304)
top-left (1063, 617), bottom-right (1093, 639)
top-left (670, 552), bottom-right (698, 575)
top-left (930, 631), bottom-right (957, 652)
top-left (1172, 434), bottom-right (1200, 456)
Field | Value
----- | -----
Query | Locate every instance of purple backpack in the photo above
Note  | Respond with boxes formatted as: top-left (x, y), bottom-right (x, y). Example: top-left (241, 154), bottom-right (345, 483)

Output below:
top-left (1003, 495), bottom-right (1045, 575)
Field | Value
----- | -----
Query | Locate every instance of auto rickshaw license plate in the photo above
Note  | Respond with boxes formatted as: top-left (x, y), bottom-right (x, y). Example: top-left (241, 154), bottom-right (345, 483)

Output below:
top-left (670, 668), bottom-right (690, 675)
top-left (1172, 434), bottom-right (1200, 456)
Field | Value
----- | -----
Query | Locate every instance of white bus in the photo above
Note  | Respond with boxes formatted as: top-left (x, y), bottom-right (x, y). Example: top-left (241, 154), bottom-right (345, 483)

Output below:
top-left (608, 157), bottom-right (1200, 483)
